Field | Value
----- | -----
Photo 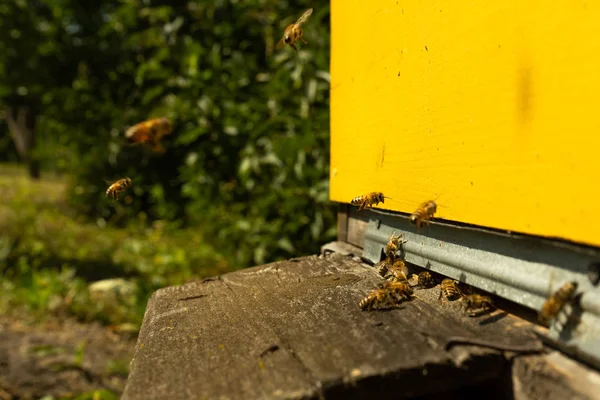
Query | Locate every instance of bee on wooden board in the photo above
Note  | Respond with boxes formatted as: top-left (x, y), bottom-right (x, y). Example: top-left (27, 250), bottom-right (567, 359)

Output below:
top-left (125, 117), bottom-right (173, 153)
top-left (538, 281), bottom-right (578, 327)
top-left (385, 231), bottom-right (406, 261)
top-left (106, 177), bottom-right (132, 201)
top-left (386, 260), bottom-right (409, 283)
top-left (463, 294), bottom-right (495, 316)
top-left (377, 258), bottom-right (393, 278)
top-left (359, 287), bottom-right (393, 311)
top-left (385, 280), bottom-right (414, 302)
top-left (359, 281), bottom-right (414, 311)
top-left (416, 271), bottom-right (437, 289)
top-left (276, 8), bottom-right (313, 52)
top-left (410, 200), bottom-right (437, 230)
top-left (350, 192), bottom-right (391, 211)
top-left (439, 278), bottom-right (464, 302)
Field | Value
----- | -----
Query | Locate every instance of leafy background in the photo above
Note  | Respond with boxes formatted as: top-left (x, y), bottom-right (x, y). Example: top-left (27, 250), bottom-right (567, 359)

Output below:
top-left (0, 0), bottom-right (334, 398)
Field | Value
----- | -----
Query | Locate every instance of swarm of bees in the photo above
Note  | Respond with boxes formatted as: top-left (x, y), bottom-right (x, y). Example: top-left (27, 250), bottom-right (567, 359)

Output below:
top-left (350, 191), bottom-right (582, 330)
top-left (361, 231), bottom-right (502, 318)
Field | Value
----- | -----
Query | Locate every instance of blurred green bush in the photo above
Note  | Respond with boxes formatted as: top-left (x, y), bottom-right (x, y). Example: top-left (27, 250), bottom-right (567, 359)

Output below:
top-left (28, 0), bottom-right (335, 267)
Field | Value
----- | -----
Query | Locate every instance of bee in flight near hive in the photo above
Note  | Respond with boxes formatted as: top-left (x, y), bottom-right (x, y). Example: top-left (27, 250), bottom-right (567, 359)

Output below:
top-left (350, 192), bottom-right (390, 211)
top-left (463, 294), bottom-right (495, 316)
top-left (416, 271), bottom-right (437, 289)
top-left (385, 231), bottom-right (406, 261)
top-left (410, 200), bottom-right (437, 230)
top-left (538, 281), bottom-right (578, 327)
top-left (106, 177), bottom-right (132, 201)
top-left (439, 278), bottom-right (464, 303)
top-left (125, 117), bottom-right (173, 153)
top-left (276, 8), bottom-right (313, 52)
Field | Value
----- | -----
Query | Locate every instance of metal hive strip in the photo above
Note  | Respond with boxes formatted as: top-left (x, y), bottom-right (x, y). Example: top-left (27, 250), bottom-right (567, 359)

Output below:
top-left (360, 212), bottom-right (600, 369)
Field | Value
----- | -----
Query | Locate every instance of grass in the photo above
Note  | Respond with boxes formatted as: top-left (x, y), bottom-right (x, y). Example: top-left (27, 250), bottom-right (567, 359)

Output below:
top-left (0, 164), bottom-right (235, 329)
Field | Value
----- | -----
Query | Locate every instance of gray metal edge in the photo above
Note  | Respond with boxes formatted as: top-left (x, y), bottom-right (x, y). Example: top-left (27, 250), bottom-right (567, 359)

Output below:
top-left (360, 212), bottom-right (600, 370)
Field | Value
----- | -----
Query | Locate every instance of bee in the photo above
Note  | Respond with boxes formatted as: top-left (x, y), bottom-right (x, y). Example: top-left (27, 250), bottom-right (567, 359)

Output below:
top-left (385, 280), bottom-right (414, 302)
top-left (125, 117), bottom-right (173, 153)
top-left (350, 192), bottom-right (389, 211)
top-left (386, 260), bottom-right (409, 283)
top-left (359, 281), bottom-right (414, 311)
top-left (385, 232), bottom-right (406, 261)
top-left (417, 271), bottom-right (436, 289)
top-left (538, 281), bottom-right (578, 327)
top-left (463, 294), bottom-right (495, 316)
top-left (106, 178), bottom-right (132, 201)
top-left (359, 287), bottom-right (393, 311)
top-left (410, 200), bottom-right (437, 229)
top-left (439, 278), bottom-right (463, 302)
top-left (377, 258), bottom-right (393, 278)
top-left (276, 8), bottom-right (313, 52)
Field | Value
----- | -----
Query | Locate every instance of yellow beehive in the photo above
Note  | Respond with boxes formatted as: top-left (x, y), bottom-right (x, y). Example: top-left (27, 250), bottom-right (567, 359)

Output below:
top-left (330, 0), bottom-right (600, 247)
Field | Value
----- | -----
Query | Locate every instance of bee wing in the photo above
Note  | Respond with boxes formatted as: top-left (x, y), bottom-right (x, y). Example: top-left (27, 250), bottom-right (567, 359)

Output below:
top-left (295, 8), bottom-right (313, 26)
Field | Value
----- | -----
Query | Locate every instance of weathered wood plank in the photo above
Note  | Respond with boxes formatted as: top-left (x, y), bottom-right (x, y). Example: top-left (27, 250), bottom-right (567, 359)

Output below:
top-left (512, 351), bottom-right (600, 400)
top-left (123, 254), bottom-right (542, 400)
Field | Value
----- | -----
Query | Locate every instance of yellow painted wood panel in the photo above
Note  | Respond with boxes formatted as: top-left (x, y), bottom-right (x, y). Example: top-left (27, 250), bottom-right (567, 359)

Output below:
top-left (330, 0), bottom-right (600, 247)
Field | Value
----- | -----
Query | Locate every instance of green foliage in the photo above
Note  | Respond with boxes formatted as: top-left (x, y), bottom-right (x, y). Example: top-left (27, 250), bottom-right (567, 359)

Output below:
top-left (59, 0), bottom-right (334, 266)
top-left (0, 166), bottom-right (232, 327)
top-left (0, 0), bottom-right (335, 312)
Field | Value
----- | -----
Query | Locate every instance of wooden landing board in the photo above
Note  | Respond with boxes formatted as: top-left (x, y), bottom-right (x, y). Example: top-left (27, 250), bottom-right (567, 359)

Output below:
top-left (512, 351), bottom-right (600, 400)
top-left (122, 255), bottom-right (542, 400)
top-left (330, 0), bottom-right (600, 247)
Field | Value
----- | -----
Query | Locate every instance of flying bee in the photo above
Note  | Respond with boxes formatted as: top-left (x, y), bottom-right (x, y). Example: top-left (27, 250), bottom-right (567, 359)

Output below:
top-left (125, 117), bottom-right (173, 153)
top-left (439, 278), bottom-right (463, 302)
top-left (410, 200), bottom-right (437, 229)
top-left (538, 281), bottom-right (578, 327)
top-left (276, 8), bottom-right (313, 52)
top-left (106, 177), bottom-right (132, 201)
top-left (463, 294), bottom-right (495, 316)
top-left (350, 192), bottom-right (390, 211)
top-left (417, 271), bottom-right (437, 289)
top-left (385, 232), bottom-right (407, 261)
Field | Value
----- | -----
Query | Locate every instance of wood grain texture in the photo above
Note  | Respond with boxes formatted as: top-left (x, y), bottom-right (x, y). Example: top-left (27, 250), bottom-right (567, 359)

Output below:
top-left (122, 255), bottom-right (542, 400)
top-left (512, 351), bottom-right (600, 400)
top-left (330, 0), bottom-right (600, 247)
